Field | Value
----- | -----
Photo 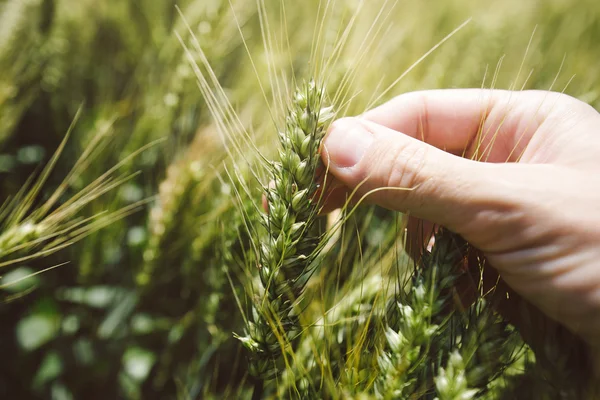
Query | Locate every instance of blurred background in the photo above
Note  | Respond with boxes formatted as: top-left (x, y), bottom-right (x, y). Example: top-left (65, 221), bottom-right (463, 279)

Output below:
top-left (0, 0), bottom-right (599, 399)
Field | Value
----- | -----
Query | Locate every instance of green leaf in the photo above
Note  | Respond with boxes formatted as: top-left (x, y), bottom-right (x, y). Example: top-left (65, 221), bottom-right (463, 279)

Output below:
top-left (1, 266), bottom-right (40, 293)
top-left (33, 351), bottom-right (63, 388)
top-left (16, 313), bottom-right (59, 351)
top-left (85, 286), bottom-right (119, 308)
top-left (131, 313), bottom-right (154, 335)
top-left (122, 347), bottom-right (156, 382)
top-left (97, 291), bottom-right (137, 339)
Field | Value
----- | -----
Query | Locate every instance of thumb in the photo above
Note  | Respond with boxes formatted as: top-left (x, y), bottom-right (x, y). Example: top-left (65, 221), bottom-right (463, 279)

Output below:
top-left (321, 117), bottom-right (520, 235)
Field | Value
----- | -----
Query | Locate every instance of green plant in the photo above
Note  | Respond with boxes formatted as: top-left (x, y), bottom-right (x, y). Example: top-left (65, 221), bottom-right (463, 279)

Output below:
top-left (236, 80), bottom-right (334, 380)
top-left (2, 0), bottom-right (600, 399)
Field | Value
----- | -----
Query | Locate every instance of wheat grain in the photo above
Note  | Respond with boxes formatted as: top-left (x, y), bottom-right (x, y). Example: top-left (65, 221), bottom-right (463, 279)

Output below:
top-left (434, 351), bottom-right (478, 400)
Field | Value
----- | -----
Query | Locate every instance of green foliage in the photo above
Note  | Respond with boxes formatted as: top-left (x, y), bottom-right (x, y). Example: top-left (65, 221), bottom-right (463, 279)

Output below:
top-left (1, 0), bottom-right (599, 399)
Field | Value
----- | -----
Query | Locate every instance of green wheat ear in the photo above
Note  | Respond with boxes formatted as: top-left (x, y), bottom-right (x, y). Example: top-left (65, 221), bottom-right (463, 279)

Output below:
top-left (235, 79), bottom-right (334, 380)
top-left (376, 229), bottom-right (468, 399)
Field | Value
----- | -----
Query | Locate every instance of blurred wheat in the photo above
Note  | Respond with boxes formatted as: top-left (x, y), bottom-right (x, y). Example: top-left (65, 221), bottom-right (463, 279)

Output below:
top-left (0, 0), bottom-right (599, 399)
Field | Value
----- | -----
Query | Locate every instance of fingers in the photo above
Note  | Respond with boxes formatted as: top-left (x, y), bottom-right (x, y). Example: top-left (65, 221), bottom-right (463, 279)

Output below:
top-left (321, 117), bottom-right (518, 233)
top-left (320, 87), bottom-right (598, 240)
top-left (362, 89), bottom-right (496, 153)
top-left (285, 89), bottom-right (597, 222)
top-left (361, 89), bottom-right (594, 163)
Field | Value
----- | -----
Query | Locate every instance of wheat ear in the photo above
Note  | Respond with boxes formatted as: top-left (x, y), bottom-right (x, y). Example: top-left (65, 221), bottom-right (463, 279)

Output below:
top-left (236, 80), bottom-right (334, 380)
top-left (376, 229), bottom-right (467, 398)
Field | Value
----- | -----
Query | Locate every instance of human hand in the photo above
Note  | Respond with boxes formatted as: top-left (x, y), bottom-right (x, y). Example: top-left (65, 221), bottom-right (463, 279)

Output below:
top-left (320, 89), bottom-right (600, 354)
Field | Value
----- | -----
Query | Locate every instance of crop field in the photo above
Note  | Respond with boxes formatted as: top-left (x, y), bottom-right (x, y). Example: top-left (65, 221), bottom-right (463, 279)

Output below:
top-left (0, 0), bottom-right (599, 399)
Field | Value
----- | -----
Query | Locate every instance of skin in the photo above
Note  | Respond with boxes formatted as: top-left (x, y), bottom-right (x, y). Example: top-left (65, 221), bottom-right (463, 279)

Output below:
top-left (319, 89), bottom-right (600, 365)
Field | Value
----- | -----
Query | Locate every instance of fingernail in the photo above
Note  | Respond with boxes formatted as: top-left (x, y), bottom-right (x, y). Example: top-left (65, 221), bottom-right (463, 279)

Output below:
top-left (323, 118), bottom-right (373, 168)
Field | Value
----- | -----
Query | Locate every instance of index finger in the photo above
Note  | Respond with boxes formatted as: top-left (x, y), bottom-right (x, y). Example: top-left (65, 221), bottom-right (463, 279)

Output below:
top-left (361, 89), bottom-right (567, 162)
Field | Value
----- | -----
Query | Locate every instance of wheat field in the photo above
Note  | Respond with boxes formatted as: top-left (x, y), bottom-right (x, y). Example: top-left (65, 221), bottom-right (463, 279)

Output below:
top-left (0, 0), bottom-right (599, 399)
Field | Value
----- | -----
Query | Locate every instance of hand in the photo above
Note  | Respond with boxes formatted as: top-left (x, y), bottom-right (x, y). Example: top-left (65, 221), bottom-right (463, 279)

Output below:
top-left (320, 89), bottom-right (600, 354)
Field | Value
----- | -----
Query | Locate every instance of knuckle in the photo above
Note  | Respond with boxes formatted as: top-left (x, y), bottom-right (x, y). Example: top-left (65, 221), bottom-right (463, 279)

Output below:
top-left (526, 90), bottom-right (596, 118)
top-left (381, 141), bottom-right (428, 191)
